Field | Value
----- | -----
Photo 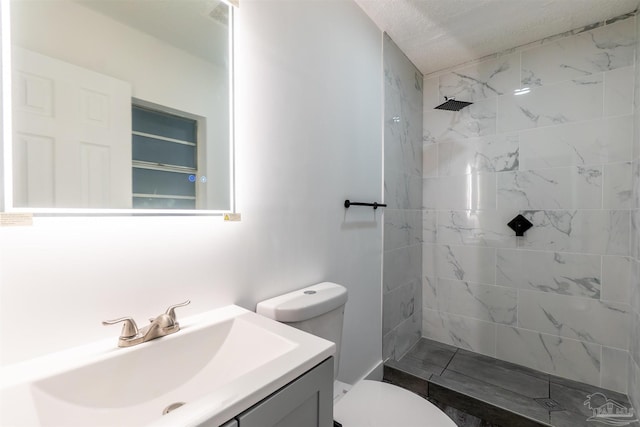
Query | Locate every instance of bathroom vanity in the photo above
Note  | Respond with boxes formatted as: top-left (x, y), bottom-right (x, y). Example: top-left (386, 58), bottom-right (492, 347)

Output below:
top-left (0, 305), bottom-right (335, 427)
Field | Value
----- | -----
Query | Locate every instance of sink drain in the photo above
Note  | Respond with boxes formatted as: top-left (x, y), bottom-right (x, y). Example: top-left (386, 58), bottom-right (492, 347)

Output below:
top-left (163, 402), bottom-right (186, 415)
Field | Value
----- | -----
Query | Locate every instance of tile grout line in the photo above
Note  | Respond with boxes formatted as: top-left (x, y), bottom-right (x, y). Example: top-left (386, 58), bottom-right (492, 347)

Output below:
top-left (547, 376), bottom-right (552, 425)
top-left (599, 345), bottom-right (604, 389)
top-left (441, 347), bottom-right (458, 374)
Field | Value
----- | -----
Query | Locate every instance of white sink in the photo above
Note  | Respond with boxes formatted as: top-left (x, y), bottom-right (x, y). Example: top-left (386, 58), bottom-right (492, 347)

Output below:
top-left (0, 305), bottom-right (335, 426)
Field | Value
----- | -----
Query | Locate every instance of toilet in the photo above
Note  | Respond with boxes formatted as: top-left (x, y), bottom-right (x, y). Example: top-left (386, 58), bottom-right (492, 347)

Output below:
top-left (256, 282), bottom-right (456, 427)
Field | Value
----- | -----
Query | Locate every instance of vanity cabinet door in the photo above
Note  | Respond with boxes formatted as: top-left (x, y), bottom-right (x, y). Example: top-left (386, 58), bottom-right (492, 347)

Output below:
top-left (219, 420), bottom-right (238, 427)
top-left (236, 357), bottom-right (333, 427)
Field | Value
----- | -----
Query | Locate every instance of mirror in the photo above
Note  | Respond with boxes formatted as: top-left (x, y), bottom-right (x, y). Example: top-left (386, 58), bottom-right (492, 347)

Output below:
top-left (3, 0), bottom-right (233, 213)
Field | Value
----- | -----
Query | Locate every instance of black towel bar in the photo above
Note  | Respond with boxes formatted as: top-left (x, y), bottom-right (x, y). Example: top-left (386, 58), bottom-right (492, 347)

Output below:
top-left (344, 200), bottom-right (387, 210)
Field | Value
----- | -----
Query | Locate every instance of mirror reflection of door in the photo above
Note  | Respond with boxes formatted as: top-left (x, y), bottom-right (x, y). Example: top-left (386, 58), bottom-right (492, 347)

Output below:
top-left (12, 47), bottom-right (132, 208)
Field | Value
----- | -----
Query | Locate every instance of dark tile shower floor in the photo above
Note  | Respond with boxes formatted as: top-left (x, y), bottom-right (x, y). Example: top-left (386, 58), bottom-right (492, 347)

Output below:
top-left (383, 338), bottom-right (639, 427)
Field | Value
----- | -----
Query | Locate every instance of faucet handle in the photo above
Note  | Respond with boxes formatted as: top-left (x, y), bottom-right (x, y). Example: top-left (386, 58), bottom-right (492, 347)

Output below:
top-left (165, 300), bottom-right (191, 322)
top-left (102, 317), bottom-right (139, 338)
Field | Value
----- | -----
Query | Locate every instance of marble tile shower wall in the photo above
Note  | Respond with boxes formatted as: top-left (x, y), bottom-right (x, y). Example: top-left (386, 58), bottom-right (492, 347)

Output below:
top-left (629, 9), bottom-right (640, 415)
top-left (421, 15), bottom-right (637, 394)
top-left (383, 34), bottom-right (424, 361)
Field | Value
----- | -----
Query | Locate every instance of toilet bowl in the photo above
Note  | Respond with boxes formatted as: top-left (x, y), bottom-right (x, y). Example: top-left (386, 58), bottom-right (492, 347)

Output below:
top-left (256, 282), bottom-right (456, 427)
top-left (334, 380), bottom-right (455, 427)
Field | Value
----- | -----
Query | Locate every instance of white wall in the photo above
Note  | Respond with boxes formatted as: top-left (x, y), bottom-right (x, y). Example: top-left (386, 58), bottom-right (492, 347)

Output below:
top-left (0, 0), bottom-right (383, 385)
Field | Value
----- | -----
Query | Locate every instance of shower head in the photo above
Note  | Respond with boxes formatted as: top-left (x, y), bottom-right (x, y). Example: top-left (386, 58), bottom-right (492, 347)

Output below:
top-left (434, 97), bottom-right (473, 111)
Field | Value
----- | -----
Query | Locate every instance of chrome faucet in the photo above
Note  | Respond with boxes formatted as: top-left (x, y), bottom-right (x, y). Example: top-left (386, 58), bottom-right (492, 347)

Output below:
top-left (102, 300), bottom-right (190, 347)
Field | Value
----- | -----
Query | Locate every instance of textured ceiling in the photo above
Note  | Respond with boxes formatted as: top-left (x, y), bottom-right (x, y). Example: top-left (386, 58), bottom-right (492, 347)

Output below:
top-left (354, 0), bottom-right (640, 75)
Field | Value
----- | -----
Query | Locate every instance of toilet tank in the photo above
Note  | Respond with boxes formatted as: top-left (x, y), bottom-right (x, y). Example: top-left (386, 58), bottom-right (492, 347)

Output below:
top-left (256, 282), bottom-right (348, 379)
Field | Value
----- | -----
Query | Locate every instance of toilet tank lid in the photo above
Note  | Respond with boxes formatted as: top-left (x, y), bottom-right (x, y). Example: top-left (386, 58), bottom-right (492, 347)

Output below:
top-left (256, 282), bottom-right (348, 322)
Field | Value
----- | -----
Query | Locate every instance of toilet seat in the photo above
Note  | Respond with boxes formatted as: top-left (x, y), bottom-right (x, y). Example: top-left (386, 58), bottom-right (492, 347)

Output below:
top-left (333, 380), bottom-right (456, 427)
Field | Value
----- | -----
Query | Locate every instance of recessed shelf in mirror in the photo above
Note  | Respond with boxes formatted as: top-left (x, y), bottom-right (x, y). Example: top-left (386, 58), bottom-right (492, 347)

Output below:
top-left (1, 0), bottom-right (235, 215)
